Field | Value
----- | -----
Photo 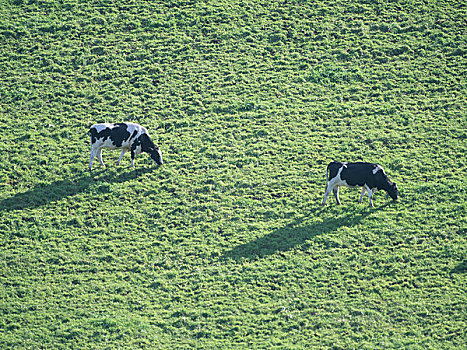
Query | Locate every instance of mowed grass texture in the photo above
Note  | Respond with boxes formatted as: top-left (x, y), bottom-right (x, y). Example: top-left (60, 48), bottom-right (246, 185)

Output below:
top-left (1, 0), bottom-right (466, 348)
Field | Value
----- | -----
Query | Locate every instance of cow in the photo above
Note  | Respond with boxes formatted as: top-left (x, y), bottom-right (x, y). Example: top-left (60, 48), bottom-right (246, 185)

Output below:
top-left (89, 122), bottom-right (163, 171)
top-left (322, 161), bottom-right (398, 207)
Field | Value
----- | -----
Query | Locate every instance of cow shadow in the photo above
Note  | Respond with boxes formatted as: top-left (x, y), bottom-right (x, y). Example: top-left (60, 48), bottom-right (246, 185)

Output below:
top-left (222, 204), bottom-right (389, 261)
top-left (0, 167), bottom-right (153, 211)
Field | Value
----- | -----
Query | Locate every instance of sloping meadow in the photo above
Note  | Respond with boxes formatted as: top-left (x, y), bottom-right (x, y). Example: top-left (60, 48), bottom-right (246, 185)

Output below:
top-left (0, 0), bottom-right (466, 348)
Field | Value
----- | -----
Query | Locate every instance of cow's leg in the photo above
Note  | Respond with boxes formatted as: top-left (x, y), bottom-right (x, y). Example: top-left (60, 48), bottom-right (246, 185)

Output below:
top-left (322, 185), bottom-right (331, 205)
top-left (359, 188), bottom-right (366, 203)
top-left (117, 149), bottom-right (127, 166)
top-left (97, 149), bottom-right (105, 167)
top-left (322, 183), bottom-right (335, 205)
top-left (365, 186), bottom-right (374, 207)
top-left (333, 186), bottom-right (341, 205)
top-left (89, 147), bottom-right (98, 171)
top-left (130, 150), bottom-right (136, 168)
top-left (323, 176), bottom-right (342, 206)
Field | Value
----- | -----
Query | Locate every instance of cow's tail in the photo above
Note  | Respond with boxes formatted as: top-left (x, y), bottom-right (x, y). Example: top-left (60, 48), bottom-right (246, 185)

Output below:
top-left (325, 163), bottom-right (329, 188)
top-left (88, 127), bottom-right (95, 145)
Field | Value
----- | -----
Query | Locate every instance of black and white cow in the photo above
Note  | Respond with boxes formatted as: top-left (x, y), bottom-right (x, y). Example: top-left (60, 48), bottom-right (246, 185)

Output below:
top-left (89, 122), bottom-right (162, 171)
top-left (322, 161), bottom-right (398, 207)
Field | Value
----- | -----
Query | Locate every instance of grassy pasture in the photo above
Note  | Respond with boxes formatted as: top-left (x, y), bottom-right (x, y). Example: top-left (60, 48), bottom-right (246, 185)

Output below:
top-left (1, 0), bottom-right (466, 348)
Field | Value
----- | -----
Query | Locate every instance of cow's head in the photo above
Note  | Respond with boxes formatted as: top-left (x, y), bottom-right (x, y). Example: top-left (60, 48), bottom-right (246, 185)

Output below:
top-left (140, 134), bottom-right (163, 166)
top-left (149, 147), bottom-right (163, 166)
top-left (387, 182), bottom-right (398, 201)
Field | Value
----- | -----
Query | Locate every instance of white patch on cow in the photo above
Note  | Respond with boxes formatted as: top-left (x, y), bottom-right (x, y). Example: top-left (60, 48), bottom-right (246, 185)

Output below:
top-left (372, 165), bottom-right (383, 175)
top-left (92, 123), bottom-right (113, 134)
top-left (133, 143), bottom-right (143, 155)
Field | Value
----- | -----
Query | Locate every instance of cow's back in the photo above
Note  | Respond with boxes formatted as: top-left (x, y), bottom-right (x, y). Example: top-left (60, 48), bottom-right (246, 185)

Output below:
top-left (90, 122), bottom-right (144, 149)
top-left (341, 162), bottom-right (384, 187)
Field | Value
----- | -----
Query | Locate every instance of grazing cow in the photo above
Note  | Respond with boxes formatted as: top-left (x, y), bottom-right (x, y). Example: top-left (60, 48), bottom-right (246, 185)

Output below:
top-left (89, 122), bottom-right (163, 171)
top-left (322, 161), bottom-right (398, 207)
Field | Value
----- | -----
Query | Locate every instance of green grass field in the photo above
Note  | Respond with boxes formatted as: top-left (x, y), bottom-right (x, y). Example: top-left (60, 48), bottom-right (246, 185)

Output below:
top-left (1, 0), bottom-right (466, 348)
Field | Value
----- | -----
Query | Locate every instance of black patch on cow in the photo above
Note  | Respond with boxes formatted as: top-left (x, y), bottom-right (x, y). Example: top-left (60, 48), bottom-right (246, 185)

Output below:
top-left (130, 129), bottom-right (138, 141)
top-left (130, 135), bottom-right (142, 159)
top-left (340, 162), bottom-right (387, 188)
top-left (89, 123), bottom-right (132, 147)
top-left (109, 123), bottom-right (131, 147)
top-left (139, 133), bottom-right (155, 152)
top-left (90, 126), bottom-right (111, 144)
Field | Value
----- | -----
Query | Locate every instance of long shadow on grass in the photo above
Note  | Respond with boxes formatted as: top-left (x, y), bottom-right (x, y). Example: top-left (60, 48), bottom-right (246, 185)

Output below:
top-left (0, 168), bottom-right (153, 211)
top-left (223, 204), bottom-right (389, 260)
